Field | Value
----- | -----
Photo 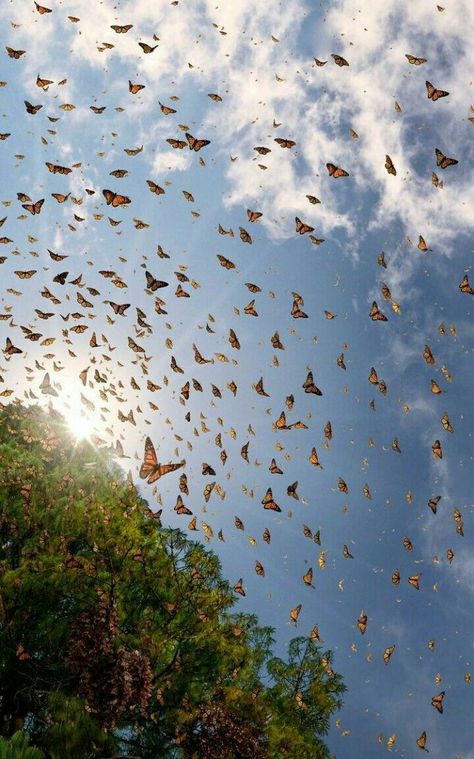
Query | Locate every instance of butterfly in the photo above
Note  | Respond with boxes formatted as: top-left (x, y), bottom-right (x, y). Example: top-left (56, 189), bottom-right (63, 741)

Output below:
top-left (441, 413), bottom-right (453, 433)
top-left (426, 81), bottom-right (449, 101)
top-left (369, 301), bottom-right (387, 321)
top-left (326, 163), bottom-right (349, 178)
top-left (295, 216), bottom-right (314, 235)
top-left (428, 495), bottom-right (441, 514)
top-left (239, 227), bottom-right (252, 243)
top-left (309, 447), bottom-right (323, 468)
top-left (408, 574), bottom-right (421, 589)
top-left (145, 272), bottom-right (168, 291)
top-left (254, 146), bottom-right (271, 155)
top-left (271, 331), bottom-right (284, 349)
top-left (431, 691), bottom-right (444, 714)
top-left (103, 190), bottom-right (131, 207)
top-left (24, 101), bottom-right (42, 114)
top-left (357, 613), bottom-right (367, 634)
top-left (20, 197), bottom-right (44, 217)
top-left (405, 53), bottom-right (427, 65)
top-left (6, 47), bottom-right (26, 59)
top-left (391, 569), bottom-right (400, 586)
top-left (255, 561), bottom-right (265, 577)
top-left (416, 731), bottom-right (429, 752)
top-left (90, 105), bottom-right (106, 114)
top-left (111, 24), bottom-right (133, 32)
top-left (459, 274), bottom-right (474, 294)
top-left (432, 439), bottom-right (443, 458)
top-left (274, 138), bottom-right (296, 148)
top-left (186, 133), bottom-right (210, 151)
top-left (332, 53), bottom-right (349, 66)
top-left (261, 488), bottom-right (281, 512)
top-left (46, 162), bottom-right (72, 175)
top-left (138, 41), bottom-right (158, 53)
top-left (175, 495), bottom-right (192, 516)
top-left (4, 337), bottom-right (22, 356)
top-left (303, 371), bottom-right (322, 395)
top-left (290, 604), bottom-right (302, 625)
top-left (129, 81), bottom-right (145, 95)
top-left (435, 148), bottom-right (458, 169)
top-left (234, 578), bottom-right (246, 596)
top-left (247, 209), bottom-right (263, 222)
top-left (385, 155), bottom-right (397, 175)
top-left (35, 2), bottom-right (52, 13)
top-left (139, 436), bottom-right (185, 484)
top-left (383, 645), bottom-right (395, 665)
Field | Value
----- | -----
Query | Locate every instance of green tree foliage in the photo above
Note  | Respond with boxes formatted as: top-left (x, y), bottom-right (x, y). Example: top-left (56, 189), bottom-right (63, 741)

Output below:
top-left (0, 403), bottom-right (345, 758)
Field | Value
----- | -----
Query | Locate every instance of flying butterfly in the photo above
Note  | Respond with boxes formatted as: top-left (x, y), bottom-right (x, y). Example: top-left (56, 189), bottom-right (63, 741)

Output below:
top-left (435, 148), bottom-right (458, 169)
top-left (426, 81), bottom-right (449, 101)
top-left (385, 155), bottom-right (397, 175)
top-left (326, 163), bottom-right (349, 178)
top-left (139, 437), bottom-right (185, 484)
top-left (22, 199), bottom-right (44, 215)
top-left (405, 53), bottom-right (427, 65)
top-left (332, 53), bottom-right (349, 66)
top-left (295, 216), bottom-right (314, 235)
top-left (103, 190), bottom-right (131, 207)
top-left (186, 132), bottom-right (210, 151)
top-left (369, 301), bottom-right (387, 321)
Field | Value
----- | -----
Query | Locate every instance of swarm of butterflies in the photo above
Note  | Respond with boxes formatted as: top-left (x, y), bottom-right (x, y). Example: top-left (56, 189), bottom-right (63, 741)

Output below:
top-left (0, 1), bottom-right (473, 757)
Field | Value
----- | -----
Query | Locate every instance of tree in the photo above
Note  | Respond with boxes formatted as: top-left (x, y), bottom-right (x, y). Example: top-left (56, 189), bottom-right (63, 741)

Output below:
top-left (0, 403), bottom-right (345, 757)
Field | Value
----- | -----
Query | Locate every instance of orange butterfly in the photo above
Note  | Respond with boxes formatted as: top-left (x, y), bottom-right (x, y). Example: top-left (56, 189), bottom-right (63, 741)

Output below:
top-left (426, 81), bottom-right (449, 101)
top-left (247, 209), bottom-right (263, 222)
top-left (22, 198), bottom-right (44, 215)
top-left (274, 137), bottom-right (296, 148)
top-left (290, 604), bottom-right (302, 625)
top-left (103, 189), bottom-right (131, 207)
top-left (431, 691), bottom-right (444, 714)
top-left (139, 437), bottom-right (185, 484)
top-left (326, 162), bottom-right (349, 178)
top-left (186, 132), bottom-right (210, 151)
top-left (435, 148), bottom-right (458, 169)
top-left (405, 53), bottom-right (427, 65)
top-left (385, 155), bottom-right (396, 175)
top-left (332, 53), bottom-right (349, 66)
top-left (369, 301), bottom-right (387, 321)
top-left (129, 81), bottom-right (145, 94)
top-left (295, 216), bottom-right (314, 235)
top-left (111, 24), bottom-right (133, 33)
top-left (459, 274), bottom-right (474, 294)
top-left (6, 47), bottom-right (26, 59)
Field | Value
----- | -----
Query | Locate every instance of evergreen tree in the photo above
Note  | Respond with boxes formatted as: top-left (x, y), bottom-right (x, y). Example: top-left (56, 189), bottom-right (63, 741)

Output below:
top-left (0, 403), bottom-right (345, 758)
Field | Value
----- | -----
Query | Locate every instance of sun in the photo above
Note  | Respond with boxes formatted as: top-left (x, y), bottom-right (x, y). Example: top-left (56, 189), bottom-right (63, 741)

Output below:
top-left (69, 413), bottom-right (95, 441)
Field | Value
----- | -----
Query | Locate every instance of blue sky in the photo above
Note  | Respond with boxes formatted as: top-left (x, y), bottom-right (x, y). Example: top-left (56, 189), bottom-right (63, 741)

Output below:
top-left (0, 0), bottom-right (473, 756)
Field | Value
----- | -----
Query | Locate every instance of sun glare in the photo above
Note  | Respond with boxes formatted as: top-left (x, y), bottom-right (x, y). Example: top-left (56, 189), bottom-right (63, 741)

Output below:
top-left (68, 411), bottom-right (96, 442)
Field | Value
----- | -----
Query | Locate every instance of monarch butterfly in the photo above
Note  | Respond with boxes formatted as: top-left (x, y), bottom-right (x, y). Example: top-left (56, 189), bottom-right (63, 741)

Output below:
top-left (403, 536), bottom-right (413, 551)
top-left (128, 80), bottom-right (145, 95)
top-left (324, 421), bottom-right (333, 440)
top-left (391, 568), bottom-right (400, 586)
top-left (385, 155), bottom-right (397, 175)
top-left (285, 394), bottom-right (294, 409)
top-left (383, 645), bottom-right (395, 664)
top-left (431, 691), bottom-right (444, 713)
top-left (326, 162), bottom-right (349, 178)
top-left (303, 567), bottom-right (314, 586)
top-left (145, 271), bottom-right (168, 291)
top-left (405, 53), bottom-right (427, 65)
top-left (234, 578), bottom-right (246, 596)
top-left (139, 436), bottom-right (185, 484)
top-left (124, 145), bottom-right (143, 156)
top-left (22, 198), bottom-right (44, 215)
top-left (459, 274), bottom-right (474, 294)
top-left (247, 209), bottom-right (262, 222)
top-left (314, 58), bottom-right (327, 66)
top-left (432, 171), bottom-right (443, 188)
top-left (332, 53), bottom-right (349, 66)
top-left (111, 24), bottom-right (133, 32)
top-left (254, 145), bottom-right (271, 155)
top-left (203, 482), bottom-right (216, 503)
top-left (306, 194), bottom-right (321, 205)
top-left (102, 189), bottom-right (131, 207)
top-left (342, 544), bottom-right (354, 559)
top-left (244, 299), bottom-right (258, 316)
top-left (208, 92), bottom-right (222, 101)
top-left (446, 547), bottom-right (454, 563)
top-left (441, 413), bottom-right (453, 432)
top-left (274, 137), bottom-right (296, 148)
top-left (295, 216), bottom-right (314, 235)
top-left (309, 447), bottom-right (323, 468)
top-left (90, 105), bottom-right (106, 114)
top-left (166, 137), bottom-right (187, 149)
top-left (432, 439), bottom-right (442, 458)
top-left (435, 148), bottom-right (458, 169)
top-left (430, 379), bottom-right (443, 394)
top-left (110, 169), bottom-right (128, 178)
top-left (287, 481), bottom-right (298, 499)
top-left (357, 613), bottom-right (367, 634)
top-left (186, 132), bottom-right (210, 151)
top-left (175, 495), bottom-right (192, 516)
top-left (423, 344), bottom-right (435, 364)
top-left (302, 371), bottom-right (322, 395)
top-left (269, 458), bottom-right (283, 475)
top-left (377, 251), bottom-right (387, 268)
top-left (426, 81), bottom-right (449, 101)
top-left (338, 477), bottom-right (348, 493)
top-left (408, 573), bottom-right (421, 589)
top-left (416, 731), bottom-right (428, 751)
top-left (428, 495), bottom-right (441, 514)
top-left (255, 561), bottom-right (265, 577)
top-left (179, 473), bottom-right (189, 494)
top-left (4, 337), bottom-right (22, 356)
top-left (239, 226), bottom-right (252, 244)
top-left (291, 299), bottom-right (308, 318)
top-left (271, 331), bottom-right (284, 349)
top-left (228, 329), bottom-right (240, 349)
top-left (369, 301), bottom-right (387, 321)
top-left (262, 488), bottom-right (281, 512)
top-left (51, 192), bottom-right (71, 204)
top-left (6, 47), bottom-right (26, 58)
top-left (139, 42), bottom-right (158, 53)
top-left (254, 377), bottom-right (269, 396)
top-left (290, 604), bottom-right (302, 625)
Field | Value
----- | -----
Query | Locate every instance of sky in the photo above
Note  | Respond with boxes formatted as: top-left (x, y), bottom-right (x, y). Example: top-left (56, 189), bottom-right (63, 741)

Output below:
top-left (0, 0), bottom-right (473, 756)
